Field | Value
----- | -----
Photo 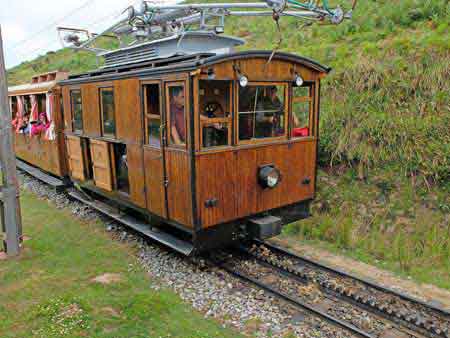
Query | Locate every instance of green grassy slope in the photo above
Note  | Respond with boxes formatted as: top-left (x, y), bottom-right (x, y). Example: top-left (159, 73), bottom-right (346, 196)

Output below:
top-left (0, 191), bottom-right (241, 338)
top-left (7, 0), bottom-right (450, 287)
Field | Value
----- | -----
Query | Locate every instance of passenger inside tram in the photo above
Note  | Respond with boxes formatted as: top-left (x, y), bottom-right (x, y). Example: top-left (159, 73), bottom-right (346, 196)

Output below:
top-left (169, 86), bottom-right (186, 145)
top-left (31, 113), bottom-right (50, 136)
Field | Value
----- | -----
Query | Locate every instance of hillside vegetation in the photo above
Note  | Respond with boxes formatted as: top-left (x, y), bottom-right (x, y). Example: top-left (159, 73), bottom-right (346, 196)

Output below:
top-left (7, 0), bottom-right (450, 287)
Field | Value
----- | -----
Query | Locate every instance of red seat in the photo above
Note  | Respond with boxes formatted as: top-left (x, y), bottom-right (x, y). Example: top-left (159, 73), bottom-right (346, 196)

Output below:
top-left (292, 127), bottom-right (309, 137)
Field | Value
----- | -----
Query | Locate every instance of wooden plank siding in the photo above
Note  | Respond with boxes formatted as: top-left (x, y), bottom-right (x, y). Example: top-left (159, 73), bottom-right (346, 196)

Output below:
top-left (81, 84), bottom-right (101, 137)
top-left (195, 140), bottom-right (317, 228)
top-left (114, 79), bottom-right (142, 144)
top-left (164, 149), bottom-right (193, 227)
top-left (201, 59), bottom-right (318, 83)
top-left (90, 139), bottom-right (113, 191)
top-left (127, 144), bottom-right (146, 208)
top-left (65, 135), bottom-right (85, 181)
top-left (143, 147), bottom-right (167, 218)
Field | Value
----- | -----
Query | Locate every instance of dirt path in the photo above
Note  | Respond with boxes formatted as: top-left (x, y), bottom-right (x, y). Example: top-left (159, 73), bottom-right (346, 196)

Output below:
top-left (270, 237), bottom-right (450, 310)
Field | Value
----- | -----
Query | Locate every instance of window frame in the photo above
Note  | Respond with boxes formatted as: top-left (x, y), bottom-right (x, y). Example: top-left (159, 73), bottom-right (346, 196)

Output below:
top-left (199, 80), bottom-right (233, 150)
top-left (236, 81), bottom-right (289, 145)
top-left (165, 81), bottom-right (188, 149)
top-left (143, 82), bottom-right (163, 149)
top-left (70, 89), bottom-right (83, 134)
top-left (99, 86), bottom-right (116, 138)
top-left (290, 82), bottom-right (315, 139)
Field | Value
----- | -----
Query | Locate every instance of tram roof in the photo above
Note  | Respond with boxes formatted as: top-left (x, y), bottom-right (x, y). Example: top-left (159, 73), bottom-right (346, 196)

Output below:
top-left (60, 50), bottom-right (331, 85)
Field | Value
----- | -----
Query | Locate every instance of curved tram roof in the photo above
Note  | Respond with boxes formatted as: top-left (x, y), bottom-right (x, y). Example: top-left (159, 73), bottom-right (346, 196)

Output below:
top-left (60, 50), bottom-right (331, 85)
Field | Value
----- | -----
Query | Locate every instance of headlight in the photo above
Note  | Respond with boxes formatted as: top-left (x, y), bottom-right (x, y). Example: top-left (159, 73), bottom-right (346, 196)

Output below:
top-left (239, 75), bottom-right (248, 87)
top-left (258, 165), bottom-right (281, 189)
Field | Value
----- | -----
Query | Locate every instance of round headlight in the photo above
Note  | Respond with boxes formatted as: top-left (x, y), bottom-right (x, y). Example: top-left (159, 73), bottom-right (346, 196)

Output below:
top-left (258, 165), bottom-right (281, 189)
top-left (239, 75), bottom-right (248, 87)
top-left (294, 74), bottom-right (304, 87)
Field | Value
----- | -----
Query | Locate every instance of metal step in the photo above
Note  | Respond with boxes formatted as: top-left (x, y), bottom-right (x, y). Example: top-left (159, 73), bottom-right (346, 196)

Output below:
top-left (68, 190), bottom-right (194, 256)
top-left (16, 159), bottom-right (66, 191)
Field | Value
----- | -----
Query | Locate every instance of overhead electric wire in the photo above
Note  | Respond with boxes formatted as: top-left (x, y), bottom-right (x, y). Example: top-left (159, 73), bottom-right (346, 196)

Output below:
top-left (10, 0), bottom-right (93, 51)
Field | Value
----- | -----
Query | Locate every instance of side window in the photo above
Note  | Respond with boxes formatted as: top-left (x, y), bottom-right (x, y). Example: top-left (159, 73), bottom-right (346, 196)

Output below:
top-left (199, 80), bottom-right (232, 149)
top-left (238, 84), bottom-right (287, 142)
top-left (70, 90), bottom-right (83, 133)
top-left (143, 84), bottom-right (161, 147)
top-left (291, 85), bottom-right (313, 138)
top-left (100, 87), bottom-right (116, 137)
top-left (167, 84), bottom-right (186, 146)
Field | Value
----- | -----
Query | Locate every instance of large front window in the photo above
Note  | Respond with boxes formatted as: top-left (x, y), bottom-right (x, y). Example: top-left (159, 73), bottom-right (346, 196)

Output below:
top-left (199, 80), bottom-right (232, 149)
top-left (238, 84), bottom-right (287, 142)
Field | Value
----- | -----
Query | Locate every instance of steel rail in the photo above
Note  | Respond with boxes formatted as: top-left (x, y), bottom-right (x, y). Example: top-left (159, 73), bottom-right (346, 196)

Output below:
top-left (217, 259), bottom-right (376, 338)
top-left (256, 239), bottom-right (450, 318)
top-left (240, 245), bottom-right (442, 338)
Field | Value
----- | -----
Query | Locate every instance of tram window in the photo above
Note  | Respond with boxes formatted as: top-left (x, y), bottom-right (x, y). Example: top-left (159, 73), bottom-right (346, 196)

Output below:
top-left (100, 88), bottom-right (116, 137)
top-left (113, 143), bottom-right (129, 194)
top-left (143, 84), bottom-right (161, 147)
top-left (238, 85), bottom-right (286, 141)
top-left (70, 90), bottom-right (83, 133)
top-left (11, 96), bottom-right (17, 119)
top-left (168, 84), bottom-right (186, 146)
top-left (199, 80), bottom-right (232, 148)
top-left (37, 94), bottom-right (46, 114)
top-left (291, 85), bottom-right (313, 138)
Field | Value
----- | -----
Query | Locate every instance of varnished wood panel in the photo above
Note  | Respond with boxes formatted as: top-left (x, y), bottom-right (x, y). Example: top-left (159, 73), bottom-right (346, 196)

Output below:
top-left (195, 151), bottom-right (236, 227)
top-left (90, 139), bottom-right (113, 191)
top-left (114, 79), bottom-right (142, 144)
top-left (14, 134), bottom-right (65, 177)
top-left (81, 84), bottom-right (101, 137)
top-left (144, 147), bottom-right (167, 218)
top-left (62, 86), bottom-right (72, 132)
top-left (204, 59), bottom-right (317, 82)
top-left (127, 144), bottom-right (146, 208)
top-left (65, 135), bottom-right (85, 181)
top-left (165, 150), bottom-right (192, 226)
top-left (195, 140), bottom-right (317, 228)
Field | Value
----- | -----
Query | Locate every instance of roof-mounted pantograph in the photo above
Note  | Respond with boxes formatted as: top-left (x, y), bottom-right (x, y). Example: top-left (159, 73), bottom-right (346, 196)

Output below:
top-left (57, 0), bottom-right (356, 68)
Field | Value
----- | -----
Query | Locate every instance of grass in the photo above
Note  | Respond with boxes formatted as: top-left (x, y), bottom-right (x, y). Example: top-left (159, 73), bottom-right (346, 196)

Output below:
top-left (0, 190), bottom-right (242, 338)
top-left (284, 166), bottom-right (450, 290)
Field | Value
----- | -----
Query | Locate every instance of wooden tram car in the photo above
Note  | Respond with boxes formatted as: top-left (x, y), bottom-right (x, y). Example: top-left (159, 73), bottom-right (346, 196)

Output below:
top-left (9, 50), bottom-right (330, 255)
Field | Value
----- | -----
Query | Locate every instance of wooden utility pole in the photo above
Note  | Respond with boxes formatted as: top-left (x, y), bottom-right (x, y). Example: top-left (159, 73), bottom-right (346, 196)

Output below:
top-left (0, 25), bottom-right (22, 256)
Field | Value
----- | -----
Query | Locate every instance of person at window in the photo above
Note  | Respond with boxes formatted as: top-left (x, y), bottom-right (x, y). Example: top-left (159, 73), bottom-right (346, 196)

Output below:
top-left (170, 87), bottom-right (186, 144)
top-left (256, 86), bottom-right (283, 137)
top-left (31, 113), bottom-right (50, 136)
top-left (19, 115), bottom-right (31, 134)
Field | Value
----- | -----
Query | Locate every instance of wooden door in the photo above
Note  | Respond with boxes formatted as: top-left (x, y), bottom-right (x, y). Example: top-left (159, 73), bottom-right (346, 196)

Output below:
top-left (142, 81), bottom-right (167, 218)
top-left (66, 135), bottom-right (85, 181)
top-left (90, 139), bottom-right (113, 191)
top-left (127, 144), bottom-right (146, 208)
top-left (144, 147), bottom-right (167, 218)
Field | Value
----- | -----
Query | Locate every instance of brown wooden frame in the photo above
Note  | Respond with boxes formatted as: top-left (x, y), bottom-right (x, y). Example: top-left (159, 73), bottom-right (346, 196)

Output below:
top-left (70, 89), bottom-right (83, 134)
top-left (99, 86), bottom-right (116, 139)
top-left (235, 81), bottom-right (289, 146)
top-left (142, 81), bottom-right (163, 149)
top-left (165, 81), bottom-right (188, 149)
top-left (198, 80), bottom-right (233, 150)
top-left (290, 83), bottom-right (315, 139)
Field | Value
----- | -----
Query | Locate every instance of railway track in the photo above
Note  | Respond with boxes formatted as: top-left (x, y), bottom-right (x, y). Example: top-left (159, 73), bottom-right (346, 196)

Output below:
top-left (221, 240), bottom-right (449, 338)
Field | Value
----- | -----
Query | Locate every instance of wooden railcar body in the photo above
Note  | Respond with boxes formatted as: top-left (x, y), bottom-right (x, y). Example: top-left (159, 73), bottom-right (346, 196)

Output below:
top-left (8, 71), bottom-right (69, 178)
top-left (9, 51), bottom-right (330, 253)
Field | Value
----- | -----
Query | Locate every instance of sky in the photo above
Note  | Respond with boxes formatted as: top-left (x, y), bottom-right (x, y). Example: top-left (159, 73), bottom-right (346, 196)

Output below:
top-left (1, 0), bottom-right (177, 69)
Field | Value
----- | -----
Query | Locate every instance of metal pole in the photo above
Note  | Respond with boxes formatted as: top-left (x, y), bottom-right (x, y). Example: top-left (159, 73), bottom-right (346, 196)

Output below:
top-left (0, 25), bottom-right (21, 256)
